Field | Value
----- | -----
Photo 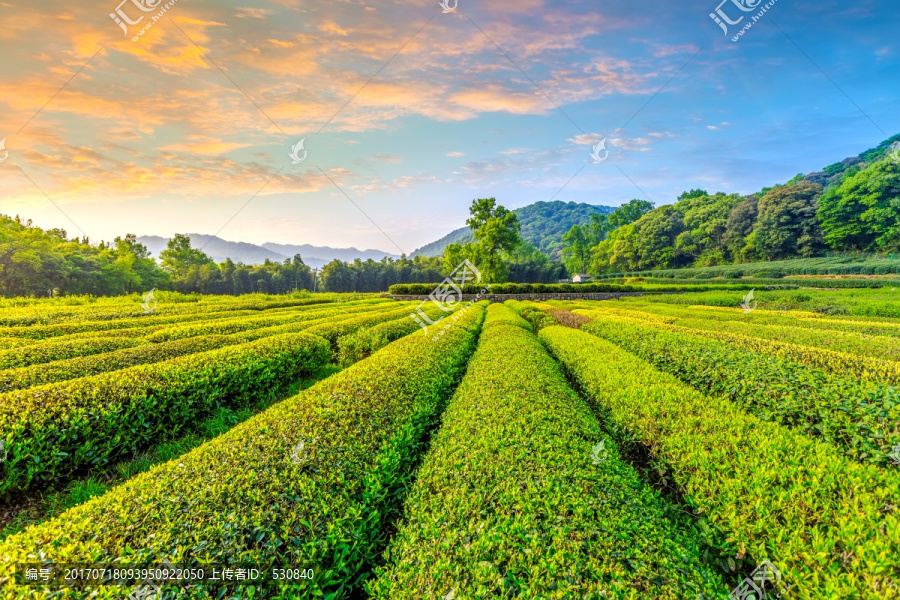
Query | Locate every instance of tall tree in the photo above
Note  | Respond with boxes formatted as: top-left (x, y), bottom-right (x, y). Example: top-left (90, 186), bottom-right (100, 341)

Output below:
top-left (561, 224), bottom-right (590, 274)
top-left (159, 234), bottom-right (214, 278)
top-left (465, 198), bottom-right (521, 282)
top-left (754, 181), bottom-right (825, 259)
top-left (818, 158), bottom-right (900, 252)
top-left (607, 199), bottom-right (654, 230)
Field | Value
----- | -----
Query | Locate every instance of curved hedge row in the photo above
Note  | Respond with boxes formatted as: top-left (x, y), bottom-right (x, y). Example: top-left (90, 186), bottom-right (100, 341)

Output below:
top-left (0, 303), bottom-right (488, 599)
top-left (481, 302), bottom-right (532, 331)
top-left (0, 335), bottom-right (146, 370)
top-left (579, 314), bottom-right (900, 465)
top-left (0, 332), bottom-right (331, 494)
top-left (143, 300), bottom-right (390, 343)
top-left (335, 303), bottom-right (454, 367)
top-left (0, 309), bottom-right (261, 340)
top-left (539, 325), bottom-right (900, 599)
top-left (0, 295), bottom-right (341, 327)
top-left (0, 334), bottom-right (242, 393)
top-left (304, 304), bottom-right (420, 348)
top-left (370, 313), bottom-right (725, 598)
top-left (672, 315), bottom-right (900, 364)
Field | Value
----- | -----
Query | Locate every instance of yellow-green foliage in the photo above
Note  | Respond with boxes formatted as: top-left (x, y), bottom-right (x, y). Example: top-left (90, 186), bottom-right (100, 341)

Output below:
top-left (304, 304), bottom-right (420, 348)
top-left (0, 295), bottom-right (341, 327)
top-left (580, 313), bottom-right (900, 465)
top-left (540, 326), bottom-right (900, 599)
top-left (0, 336), bottom-right (146, 370)
top-left (335, 303), bottom-right (451, 367)
top-left (0, 332), bottom-right (331, 494)
top-left (0, 334), bottom-right (242, 393)
top-left (370, 312), bottom-right (725, 598)
top-left (481, 302), bottom-right (532, 331)
top-left (143, 300), bottom-right (390, 343)
top-left (0, 303), bottom-right (487, 599)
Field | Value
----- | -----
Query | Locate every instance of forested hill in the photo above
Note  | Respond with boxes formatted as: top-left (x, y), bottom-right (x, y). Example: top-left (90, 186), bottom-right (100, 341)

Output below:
top-left (412, 200), bottom-right (614, 259)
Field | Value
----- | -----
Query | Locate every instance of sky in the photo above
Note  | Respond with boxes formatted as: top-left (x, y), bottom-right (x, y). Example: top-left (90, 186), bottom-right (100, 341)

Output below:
top-left (0, 0), bottom-right (897, 255)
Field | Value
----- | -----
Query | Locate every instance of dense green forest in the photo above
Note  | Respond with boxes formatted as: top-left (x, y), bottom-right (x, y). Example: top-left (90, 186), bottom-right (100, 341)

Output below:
top-left (580, 134), bottom-right (900, 275)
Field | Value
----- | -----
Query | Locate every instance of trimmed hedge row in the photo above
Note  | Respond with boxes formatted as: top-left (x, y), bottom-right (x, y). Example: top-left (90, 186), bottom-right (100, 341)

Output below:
top-left (0, 334), bottom-right (242, 393)
top-left (0, 335), bottom-right (146, 370)
top-left (539, 325), bottom-right (900, 599)
top-left (144, 300), bottom-right (390, 343)
top-left (673, 315), bottom-right (900, 363)
top-left (481, 302), bottom-right (532, 331)
top-left (0, 303), bottom-right (488, 599)
top-left (304, 304), bottom-right (421, 348)
top-left (579, 313), bottom-right (900, 465)
top-left (370, 312), bottom-right (725, 598)
top-left (0, 295), bottom-right (341, 327)
top-left (504, 300), bottom-right (558, 332)
top-left (572, 304), bottom-right (900, 372)
top-left (619, 299), bottom-right (900, 337)
top-left (0, 332), bottom-right (331, 494)
top-left (0, 309), bottom-right (262, 340)
top-left (335, 303), bottom-right (454, 367)
top-left (387, 282), bottom-right (755, 295)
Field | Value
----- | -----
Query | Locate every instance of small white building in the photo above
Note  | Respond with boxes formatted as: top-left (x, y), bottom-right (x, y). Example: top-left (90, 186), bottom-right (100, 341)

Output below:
top-left (572, 273), bottom-right (591, 283)
top-left (557, 278), bottom-right (572, 283)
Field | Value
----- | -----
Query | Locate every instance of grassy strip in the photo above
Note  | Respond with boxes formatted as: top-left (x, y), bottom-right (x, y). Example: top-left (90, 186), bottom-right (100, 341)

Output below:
top-left (0, 332), bottom-right (331, 494)
top-left (503, 300), bottom-right (558, 332)
top-left (0, 366), bottom-right (339, 540)
top-left (0, 336), bottom-right (146, 370)
top-left (370, 307), bottom-right (725, 599)
top-left (0, 335), bottom-right (243, 393)
top-left (0, 303), bottom-right (487, 599)
top-left (540, 325), bottom-right (900, 599)
top-left (579, 313), bottom-right (900, 465)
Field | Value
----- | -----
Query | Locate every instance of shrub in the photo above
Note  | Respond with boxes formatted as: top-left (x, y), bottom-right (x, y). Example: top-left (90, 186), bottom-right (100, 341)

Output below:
top-left (0, 304), bottom-right (487, 599)
top-left (0, 336), bottom-right (145, 370)
top-left (369, 316), bottom-right (725, 598)
top-left (579, 314), bottom-right (900, 464)
top-left (0, 332), bottom-right (331, 494)
top-left (540, 326), bottom-right (900, 599)
top-left (0, 335), bottom-right (242, 393)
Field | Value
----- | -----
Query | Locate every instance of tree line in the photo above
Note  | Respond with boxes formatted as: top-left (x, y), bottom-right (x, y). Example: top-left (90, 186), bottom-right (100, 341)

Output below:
top-left (560, 137), bottom-right (900, 275)
top-left (0, 198), bottom-right (561, 297)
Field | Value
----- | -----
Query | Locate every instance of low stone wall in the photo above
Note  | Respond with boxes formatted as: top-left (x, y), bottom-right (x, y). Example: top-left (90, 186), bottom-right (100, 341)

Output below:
top-left (381, 292), bottom-right (649, 303)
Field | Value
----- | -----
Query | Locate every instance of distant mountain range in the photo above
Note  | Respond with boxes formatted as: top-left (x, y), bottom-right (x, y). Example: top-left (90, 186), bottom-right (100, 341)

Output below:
top-left (136, 201), bottom-right (615, 267)
top-left (412, 201), bottom-right (616, 260)
top-left (136, 234), bottom-right (399, 269)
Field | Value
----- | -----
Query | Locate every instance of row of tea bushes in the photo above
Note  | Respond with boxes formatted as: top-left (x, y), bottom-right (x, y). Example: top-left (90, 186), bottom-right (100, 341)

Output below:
top-left (0, 334), bottom-right (241, 393)
top-left (0, 294), bottom-right (344, 327)
top-left (370, 308), bottom-right (726, 598)
top-left (0, 332), bottom-right (331, 494)
top-left (539, 325), bottom-right (900, 599)
top-left (579, 314), bottom-right (900, 465)
top-left (0, 335), bottom-right (146, 370)
top-left (0, 303), bottom-right (488, 599)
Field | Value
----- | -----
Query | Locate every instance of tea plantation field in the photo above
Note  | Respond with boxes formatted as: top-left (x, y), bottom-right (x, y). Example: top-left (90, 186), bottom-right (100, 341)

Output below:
top-left (0, 290), bottom-right (897, 598)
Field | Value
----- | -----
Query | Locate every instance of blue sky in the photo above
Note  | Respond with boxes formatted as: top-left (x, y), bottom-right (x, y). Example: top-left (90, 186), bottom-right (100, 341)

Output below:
top-left (0, 0), bottom-right (897, 254)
